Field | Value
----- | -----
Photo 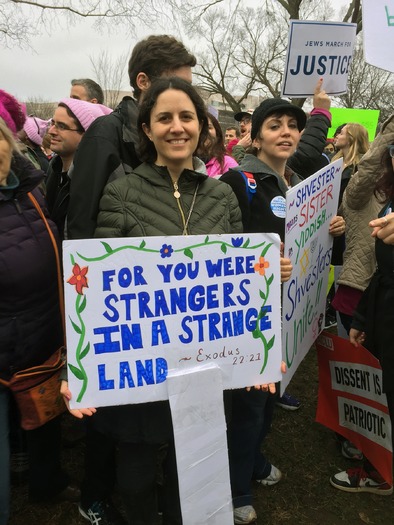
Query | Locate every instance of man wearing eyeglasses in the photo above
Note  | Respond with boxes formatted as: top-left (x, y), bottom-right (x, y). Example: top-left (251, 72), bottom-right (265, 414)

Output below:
top-left (231, 109), bottom-right (254, 163)
top-left (235, 109), bottom-right (254, 138)
top-left (45, 98), bottom-right (111, 239)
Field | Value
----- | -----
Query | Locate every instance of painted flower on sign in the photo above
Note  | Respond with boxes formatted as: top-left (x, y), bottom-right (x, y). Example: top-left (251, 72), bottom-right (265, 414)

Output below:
top-left (160, 244), bottom-right (174, 258)
top-left (67, 263), bottom-right (89, 294)
top-left (254, 257), bottom-right (270, 276)
top-left (231, 237), bottom-right (244, 247)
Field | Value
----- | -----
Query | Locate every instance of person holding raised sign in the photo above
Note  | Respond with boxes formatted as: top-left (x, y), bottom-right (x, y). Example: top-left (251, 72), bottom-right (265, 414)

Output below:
top-left (63, 77), bottom-right (242, 525)
top-left (230, 79), bottom-right (332, 178)
top-left (220, 96), bottom-right (345, 524)
top-left (221, 98), bottom-right (305, 525)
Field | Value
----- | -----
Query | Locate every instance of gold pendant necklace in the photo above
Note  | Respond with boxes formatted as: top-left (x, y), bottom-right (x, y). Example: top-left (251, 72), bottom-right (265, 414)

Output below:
top-left (173, 181), bottom-right (181, 199)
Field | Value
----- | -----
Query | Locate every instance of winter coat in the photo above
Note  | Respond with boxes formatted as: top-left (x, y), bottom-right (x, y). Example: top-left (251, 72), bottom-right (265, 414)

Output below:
top-left (220, 154), bottom-right (302, 240)
top-left (0, 154), bottom-right (63, 380)
top-left (330, 164), bottom-right (354, 266)
top-left (337, 116), bottom-right (394, 290)
top-left (95, 161), bottom-right (242, 238)
top-left (287, 109), bottom-right (331, 177)
top-left (92, 160), bottom-right (242, 442)
top-left (45, 154), bottom-right (70, 240)
top-left (205, 155), bottom-right (238, 177)
top-left (352, 203), bottom-right (394, 393)
top-left (335, 172), bottom-right (381, 291)
top-left (68, 97), bottom-right (140, 239)
top-left (333, 115), bottom-right (394, 269)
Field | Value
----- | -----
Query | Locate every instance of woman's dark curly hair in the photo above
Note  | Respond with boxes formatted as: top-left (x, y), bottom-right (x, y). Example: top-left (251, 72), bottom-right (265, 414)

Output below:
top-left (375, 145), bottom-right (394, 202)
top-left (137, 77), bottom-right (209, 164)
top-left (196, 113), bottom-right (227, 171)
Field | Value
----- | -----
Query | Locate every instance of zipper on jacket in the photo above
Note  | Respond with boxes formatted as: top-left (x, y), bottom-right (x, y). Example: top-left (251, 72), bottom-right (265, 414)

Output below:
top-left (172, 180), bottom-right (189, 235)
top-left (13, 199), bottom-right (22, 214)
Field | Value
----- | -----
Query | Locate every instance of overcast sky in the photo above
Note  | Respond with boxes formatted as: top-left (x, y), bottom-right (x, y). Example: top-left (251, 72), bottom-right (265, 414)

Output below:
top-left (1, 0), bottom-right (350, 103)
top-left (1, 18), bottom-right (140, 102)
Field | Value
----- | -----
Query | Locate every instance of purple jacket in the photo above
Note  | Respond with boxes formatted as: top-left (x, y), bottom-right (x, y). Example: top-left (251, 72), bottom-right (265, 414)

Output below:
top-left (0, 154), bottom-right (63, 380)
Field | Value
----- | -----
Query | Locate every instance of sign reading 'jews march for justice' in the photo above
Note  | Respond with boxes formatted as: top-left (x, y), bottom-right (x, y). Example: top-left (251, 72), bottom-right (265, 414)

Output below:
top-left (281, 159), bottom-right (342, 392)
top-left (282, 20), bottom-right (357, 97)
top-left (63, 233), bottom-right (283, 409)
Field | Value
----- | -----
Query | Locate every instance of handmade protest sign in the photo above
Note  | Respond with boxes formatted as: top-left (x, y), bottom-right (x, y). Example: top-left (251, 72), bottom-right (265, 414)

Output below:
top-left (316, 332), bottom-right (392, 485)
top-left (63, 233), bottom-right (282, 409)
top-left (363, 0), bottom-right (394, 73)
top-left (328, 107), bottom-right (380, 142)
top-left (281, 160), bottom-right (342, 391)
top-left (282, 20), bottom-right (357, 97)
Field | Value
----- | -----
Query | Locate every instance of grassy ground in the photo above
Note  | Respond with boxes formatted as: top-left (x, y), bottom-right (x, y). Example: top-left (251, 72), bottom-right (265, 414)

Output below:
top-left (9, 342), bottom-right (394, 524)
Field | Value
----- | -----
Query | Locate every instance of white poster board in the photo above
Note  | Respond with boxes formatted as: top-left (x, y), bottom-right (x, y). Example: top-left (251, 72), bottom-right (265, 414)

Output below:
top-left (168, 365), bottom-right (233, 524)
top-left (282, 20), bottom-right (357, 97)
top-left (363, 0), bottom-right (394, 73)
top-left (63, 233), bottom-right (283, 409)
top-left (281, 160), bottom-right (343, 390)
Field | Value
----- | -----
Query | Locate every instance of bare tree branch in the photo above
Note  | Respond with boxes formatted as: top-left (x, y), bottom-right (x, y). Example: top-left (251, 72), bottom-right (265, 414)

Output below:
top-left (89, 49), bottom-right (129, 108)
top-left (190, 0), bottom-right (337, 112)
top-left (1, 0), bottom-right (229, 48)
top-left (10, 0), bottom-right (125, 18)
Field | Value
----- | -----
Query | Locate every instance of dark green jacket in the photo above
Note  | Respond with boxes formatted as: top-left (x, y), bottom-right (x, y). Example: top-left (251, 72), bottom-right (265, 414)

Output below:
top-left (95, 161), bottom-right (243, 238)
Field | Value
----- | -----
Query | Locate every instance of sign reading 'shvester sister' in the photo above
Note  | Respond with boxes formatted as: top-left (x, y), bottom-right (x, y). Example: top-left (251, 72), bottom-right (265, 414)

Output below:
top-left (281, 160), bottom-right (342, 391)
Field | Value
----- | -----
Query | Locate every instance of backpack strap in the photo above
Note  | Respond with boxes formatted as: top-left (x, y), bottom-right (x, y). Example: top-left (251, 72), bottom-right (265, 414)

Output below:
top-left (239, 170), bottom-right (257, 203)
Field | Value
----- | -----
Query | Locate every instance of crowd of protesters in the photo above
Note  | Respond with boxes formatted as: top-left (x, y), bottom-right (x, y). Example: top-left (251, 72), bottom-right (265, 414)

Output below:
top-left (1, 32), bottom-right (394, 525)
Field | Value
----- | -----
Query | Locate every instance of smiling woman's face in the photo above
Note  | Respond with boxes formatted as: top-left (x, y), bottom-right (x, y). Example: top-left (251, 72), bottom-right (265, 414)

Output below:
top-left (142, 88), bottom-right (202, 171)
top-left (252, 112), bottom-right (301, 167)
top-left (0, 133), bottom-right (12, 186)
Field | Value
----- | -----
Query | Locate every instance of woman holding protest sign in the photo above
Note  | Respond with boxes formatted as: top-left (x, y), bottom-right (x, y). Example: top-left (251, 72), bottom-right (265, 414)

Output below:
top-left (220, 98), bottom-right (305, 525)
top-left (62, 77), bottom-right (242, 525)
top-left (330, 143), bottom-right (394, 496)
top-left (220, 97), bottom-right (345, 524)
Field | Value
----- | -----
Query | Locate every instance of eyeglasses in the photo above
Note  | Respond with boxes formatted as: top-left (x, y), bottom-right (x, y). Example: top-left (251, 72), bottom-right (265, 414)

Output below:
top-left (49, 119), bottom-right (80, 132)
top-left (388, 145), bottom-right (394, 158)
top-left (240, 117), bottom-right (251, 125)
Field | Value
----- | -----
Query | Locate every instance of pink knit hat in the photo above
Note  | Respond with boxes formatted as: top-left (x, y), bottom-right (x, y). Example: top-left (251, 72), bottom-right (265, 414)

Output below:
top-left (0, 90), bottom-right (26, 134)
top-left (59, 98), bottom-right (112, 131)
top-left (23, 116), bottom-right (48, 146)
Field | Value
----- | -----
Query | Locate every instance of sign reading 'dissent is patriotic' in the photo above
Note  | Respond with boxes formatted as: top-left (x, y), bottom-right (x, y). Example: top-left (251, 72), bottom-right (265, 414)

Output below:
top-left (316, 332), bottom-right (392, 485)
top-left (63, 233), bottom-right (283, 409)
top-left (282, 20), bottom-right (357, 97)
top-left (281, 160), bottom-right (342, 391)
